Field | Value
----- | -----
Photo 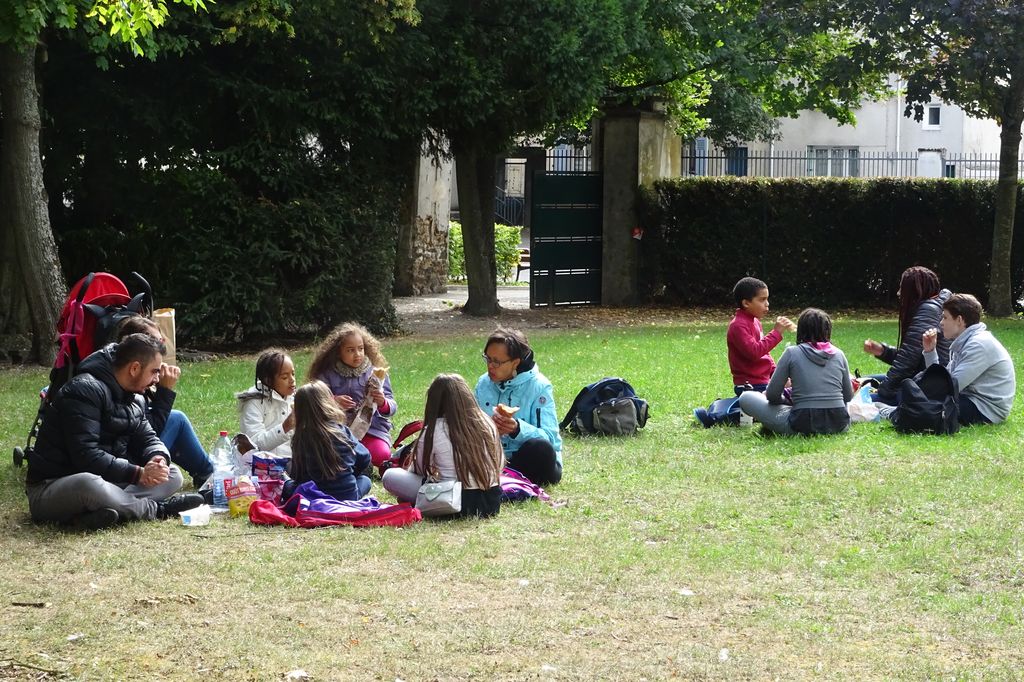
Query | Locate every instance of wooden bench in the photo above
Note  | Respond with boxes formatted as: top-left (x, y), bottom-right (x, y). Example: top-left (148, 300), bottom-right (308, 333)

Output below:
top-left (516, 248), bottom-right (531, 281)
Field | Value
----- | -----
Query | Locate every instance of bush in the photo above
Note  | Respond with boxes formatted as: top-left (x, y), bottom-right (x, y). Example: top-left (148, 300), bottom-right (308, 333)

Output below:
top-left (448, 221), bottom-right (522, 283)
top-left (637, 177), bottom-right (1024, 309)
top-left (56, 156), bottom-right (404, 343)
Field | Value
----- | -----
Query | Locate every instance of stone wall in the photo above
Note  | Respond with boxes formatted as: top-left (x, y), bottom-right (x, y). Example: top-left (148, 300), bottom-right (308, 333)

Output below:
top-left (394, 146), bottom-right (453, 296)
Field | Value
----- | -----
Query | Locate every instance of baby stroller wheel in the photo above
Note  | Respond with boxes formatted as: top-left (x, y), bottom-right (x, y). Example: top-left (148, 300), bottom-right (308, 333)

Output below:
top-left (13, 446), bottom-right (25, 468)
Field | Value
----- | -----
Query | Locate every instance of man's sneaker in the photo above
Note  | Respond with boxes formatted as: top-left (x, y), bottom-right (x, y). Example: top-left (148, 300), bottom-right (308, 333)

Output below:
top-left (156, 493), bottom-right (205, 520)
top-left (72, 508), bottom-right (120, 531)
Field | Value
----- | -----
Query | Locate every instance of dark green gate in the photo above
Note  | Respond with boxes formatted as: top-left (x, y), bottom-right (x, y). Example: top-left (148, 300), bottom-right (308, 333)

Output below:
top-left (529, 171), bottom-right (603, 307)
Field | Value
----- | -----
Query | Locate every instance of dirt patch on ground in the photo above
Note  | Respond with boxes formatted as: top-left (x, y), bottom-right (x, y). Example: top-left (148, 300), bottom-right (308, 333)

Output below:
top-left (392, 286), bottom-right (896, 338)
top-left (393, 293), bottom-right (734, 338)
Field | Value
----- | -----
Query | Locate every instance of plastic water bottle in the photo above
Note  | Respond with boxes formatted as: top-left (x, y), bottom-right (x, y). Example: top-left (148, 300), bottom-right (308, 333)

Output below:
top-left (209, 431), bottom-right (234, 508)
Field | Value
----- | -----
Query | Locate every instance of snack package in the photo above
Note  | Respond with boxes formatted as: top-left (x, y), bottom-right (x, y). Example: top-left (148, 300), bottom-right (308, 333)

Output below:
top-left (251, 455), bottom-right (290, 504)
top-left (226, 476), bottom-right (259, 517)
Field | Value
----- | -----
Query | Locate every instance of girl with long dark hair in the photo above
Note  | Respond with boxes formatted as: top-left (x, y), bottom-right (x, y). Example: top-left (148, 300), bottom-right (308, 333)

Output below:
top-left (863, 266), bottom-right (951, 404)
top-left (383, 374), bottom-right (504, 517)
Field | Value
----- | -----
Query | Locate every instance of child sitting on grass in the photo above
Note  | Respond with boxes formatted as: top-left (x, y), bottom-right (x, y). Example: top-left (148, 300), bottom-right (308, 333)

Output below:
top-left (236, 348), bottom-right (296, 457)
top-left (308, 322), bottom-right (397, 475)
top-left (289, 381), bottom-right (372, 501)
top-left (726, 276), bottom-right (795, 394)
top-left (382, 374), bottom-right (504, 518)
top-left (738, 308), bottom-right (853, 436)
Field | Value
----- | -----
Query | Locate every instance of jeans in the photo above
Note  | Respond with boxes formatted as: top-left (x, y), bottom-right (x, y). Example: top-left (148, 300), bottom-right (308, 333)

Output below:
top-left (160, 410), bottom-right (214, 483)
top-left (734, 383), bottom-right (768, 396)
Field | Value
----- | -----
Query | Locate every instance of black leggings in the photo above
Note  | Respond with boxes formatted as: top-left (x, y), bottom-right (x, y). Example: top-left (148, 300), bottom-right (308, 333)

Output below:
top-left (507, 438), bottom-right (562, 486)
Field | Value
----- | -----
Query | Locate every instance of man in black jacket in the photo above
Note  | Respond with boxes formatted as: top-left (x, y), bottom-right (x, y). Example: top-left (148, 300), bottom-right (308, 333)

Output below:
top-left (26, 334), bottom-right (202, 529)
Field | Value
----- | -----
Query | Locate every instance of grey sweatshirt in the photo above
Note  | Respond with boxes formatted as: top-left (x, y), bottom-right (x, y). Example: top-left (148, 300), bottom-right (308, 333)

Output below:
top-left (924, 323), bottom-right (1015, 423)
top-left (767, 343), bottom-right (854, 408)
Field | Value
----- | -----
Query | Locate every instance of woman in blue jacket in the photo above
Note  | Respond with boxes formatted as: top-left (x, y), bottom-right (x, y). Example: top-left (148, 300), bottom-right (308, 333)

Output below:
top-left (475, 328), bottom-right (562, 485)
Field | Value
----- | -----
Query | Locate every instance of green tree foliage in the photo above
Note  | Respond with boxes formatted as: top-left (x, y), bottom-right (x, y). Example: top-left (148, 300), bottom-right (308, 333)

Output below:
top-left (400, 1), bottom-right (889, 316)
top-left (40, 0), bottom-right (421, 340)
top-left (400, 0), bottom-right (630, 315)
top-left (608, 0), bottom-right (890, 144)
top-left (826, 0), bottom-right (1024, 315)
top-left (0, 0), bottom-right (210, 361)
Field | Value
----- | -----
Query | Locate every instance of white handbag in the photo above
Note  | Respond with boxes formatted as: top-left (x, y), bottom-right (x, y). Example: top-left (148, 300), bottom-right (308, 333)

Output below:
top-left (415, 479), bottom-right (462, 517)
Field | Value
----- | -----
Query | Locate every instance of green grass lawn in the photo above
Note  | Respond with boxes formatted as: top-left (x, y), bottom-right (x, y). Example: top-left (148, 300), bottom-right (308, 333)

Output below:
top-left (1, 316), bottom-right (1022, 680)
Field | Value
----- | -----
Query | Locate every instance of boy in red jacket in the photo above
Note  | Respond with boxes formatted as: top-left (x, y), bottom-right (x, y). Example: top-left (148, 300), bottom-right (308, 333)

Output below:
top-left (726, 277), bottom-right (794, 394)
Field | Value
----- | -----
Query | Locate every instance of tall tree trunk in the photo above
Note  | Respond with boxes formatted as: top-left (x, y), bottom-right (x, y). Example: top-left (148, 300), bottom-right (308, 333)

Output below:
top-left (454, 138), bottom-right (499, 316)
top-left (393, 141), bottom-right (424, 297)
top-left (0, 209), bottom-right (34, 362)
top-left (988, 103), bottom-right (1024, 316)
top-left (0, 42), bottom-right (65, 364)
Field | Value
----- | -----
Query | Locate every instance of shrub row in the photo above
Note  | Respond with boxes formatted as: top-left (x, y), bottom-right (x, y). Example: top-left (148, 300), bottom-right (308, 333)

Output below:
top-left (56, 160), bottom-right (403, 343)
top-left (637, 177), bottom-right (1024, 309)
top-left (448, 222), bottom-right (523, 283)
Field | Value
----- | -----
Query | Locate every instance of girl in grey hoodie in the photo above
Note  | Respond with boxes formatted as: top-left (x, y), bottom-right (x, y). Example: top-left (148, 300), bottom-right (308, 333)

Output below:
top-left (739, 308), bottom-right (854, 435)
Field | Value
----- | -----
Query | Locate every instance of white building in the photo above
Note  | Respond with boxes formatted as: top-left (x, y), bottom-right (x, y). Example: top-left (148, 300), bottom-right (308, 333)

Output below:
top-left (689, 81), bottom-right (1017, 179)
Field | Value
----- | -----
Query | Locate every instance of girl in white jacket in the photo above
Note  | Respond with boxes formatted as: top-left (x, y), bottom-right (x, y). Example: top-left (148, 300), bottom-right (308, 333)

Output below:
top-left (235, 348), bottom-right (296, 457)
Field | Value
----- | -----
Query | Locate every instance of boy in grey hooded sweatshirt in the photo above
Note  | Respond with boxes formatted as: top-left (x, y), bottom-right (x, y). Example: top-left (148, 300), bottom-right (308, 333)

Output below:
top-left (921, 293), bottom-right (1015, 425)
top-left (739, 308), bottom-right (854, 435)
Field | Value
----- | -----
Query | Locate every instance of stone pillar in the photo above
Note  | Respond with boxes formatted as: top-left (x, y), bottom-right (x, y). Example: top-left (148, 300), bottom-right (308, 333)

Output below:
top-left (600, 103), bottom-right (681, 305)
top-left (521, 147), bottom-right (546, 244)
top-left (394, 144), bottom-right (454, 296)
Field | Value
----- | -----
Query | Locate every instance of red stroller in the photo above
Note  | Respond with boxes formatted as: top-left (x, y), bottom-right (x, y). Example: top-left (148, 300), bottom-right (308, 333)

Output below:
top-left (12, 271), bottom-right (152, 467)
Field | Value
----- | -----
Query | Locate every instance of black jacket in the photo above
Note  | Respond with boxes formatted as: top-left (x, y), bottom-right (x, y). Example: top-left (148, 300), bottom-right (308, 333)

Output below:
top-left (877, 289), bottom-right (952, 399)
top-left (27, 345), bottom-right (169, 485)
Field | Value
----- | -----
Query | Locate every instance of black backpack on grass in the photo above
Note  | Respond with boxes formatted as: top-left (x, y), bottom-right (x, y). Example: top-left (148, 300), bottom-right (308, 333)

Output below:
top-left (892, 364), bottom-right (959, 435)
top-left (560, 377), bottom-right (649, 436)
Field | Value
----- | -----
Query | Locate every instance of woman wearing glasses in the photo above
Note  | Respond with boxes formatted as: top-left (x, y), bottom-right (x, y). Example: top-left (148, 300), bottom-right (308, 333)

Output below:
top-left (474, 327), bottom-right (562, 485)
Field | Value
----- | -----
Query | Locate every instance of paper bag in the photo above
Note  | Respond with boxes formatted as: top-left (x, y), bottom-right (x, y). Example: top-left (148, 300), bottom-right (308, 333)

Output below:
top-left (154, 308), bottom-right (176, 365)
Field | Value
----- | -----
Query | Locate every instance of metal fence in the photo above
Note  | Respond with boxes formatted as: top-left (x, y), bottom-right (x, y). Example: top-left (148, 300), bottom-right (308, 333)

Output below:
top-left (546, 144), bottom-right (593, 172)
top-left (682, 150), bottom-right (1023, 180)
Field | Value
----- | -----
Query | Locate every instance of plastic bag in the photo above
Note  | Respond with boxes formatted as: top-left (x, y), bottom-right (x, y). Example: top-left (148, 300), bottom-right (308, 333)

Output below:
top-left (847, 384), bottom-right (880, 423)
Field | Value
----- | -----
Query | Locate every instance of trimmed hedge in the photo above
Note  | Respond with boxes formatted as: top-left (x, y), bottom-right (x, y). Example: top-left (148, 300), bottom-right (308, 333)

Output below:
top-left (637, 177), bottom-right (1024, 309)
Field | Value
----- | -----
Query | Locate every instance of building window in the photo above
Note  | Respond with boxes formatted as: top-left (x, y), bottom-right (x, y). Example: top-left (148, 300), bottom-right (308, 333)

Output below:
top-left (924, 104), bottom-right (941, 130)
top-left (807, 147), bottom-right (860, 177)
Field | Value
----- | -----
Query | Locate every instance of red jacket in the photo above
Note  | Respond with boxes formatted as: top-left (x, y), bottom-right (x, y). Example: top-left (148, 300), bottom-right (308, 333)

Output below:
top-left (727, 309), bottom-right (782, 385)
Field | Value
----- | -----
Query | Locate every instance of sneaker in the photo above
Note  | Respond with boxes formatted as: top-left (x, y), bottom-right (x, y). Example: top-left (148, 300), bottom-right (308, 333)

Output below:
top-left (72, 508), bottom-right (120, 531)
top-left (693, 407), bottom-right (714, 428)
top-left (156, 493), bottom-right (205, 520)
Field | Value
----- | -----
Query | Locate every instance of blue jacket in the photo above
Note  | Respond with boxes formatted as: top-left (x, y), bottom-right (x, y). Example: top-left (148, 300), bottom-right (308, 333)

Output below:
top-left (475, 365), bottom-right (562, 462)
